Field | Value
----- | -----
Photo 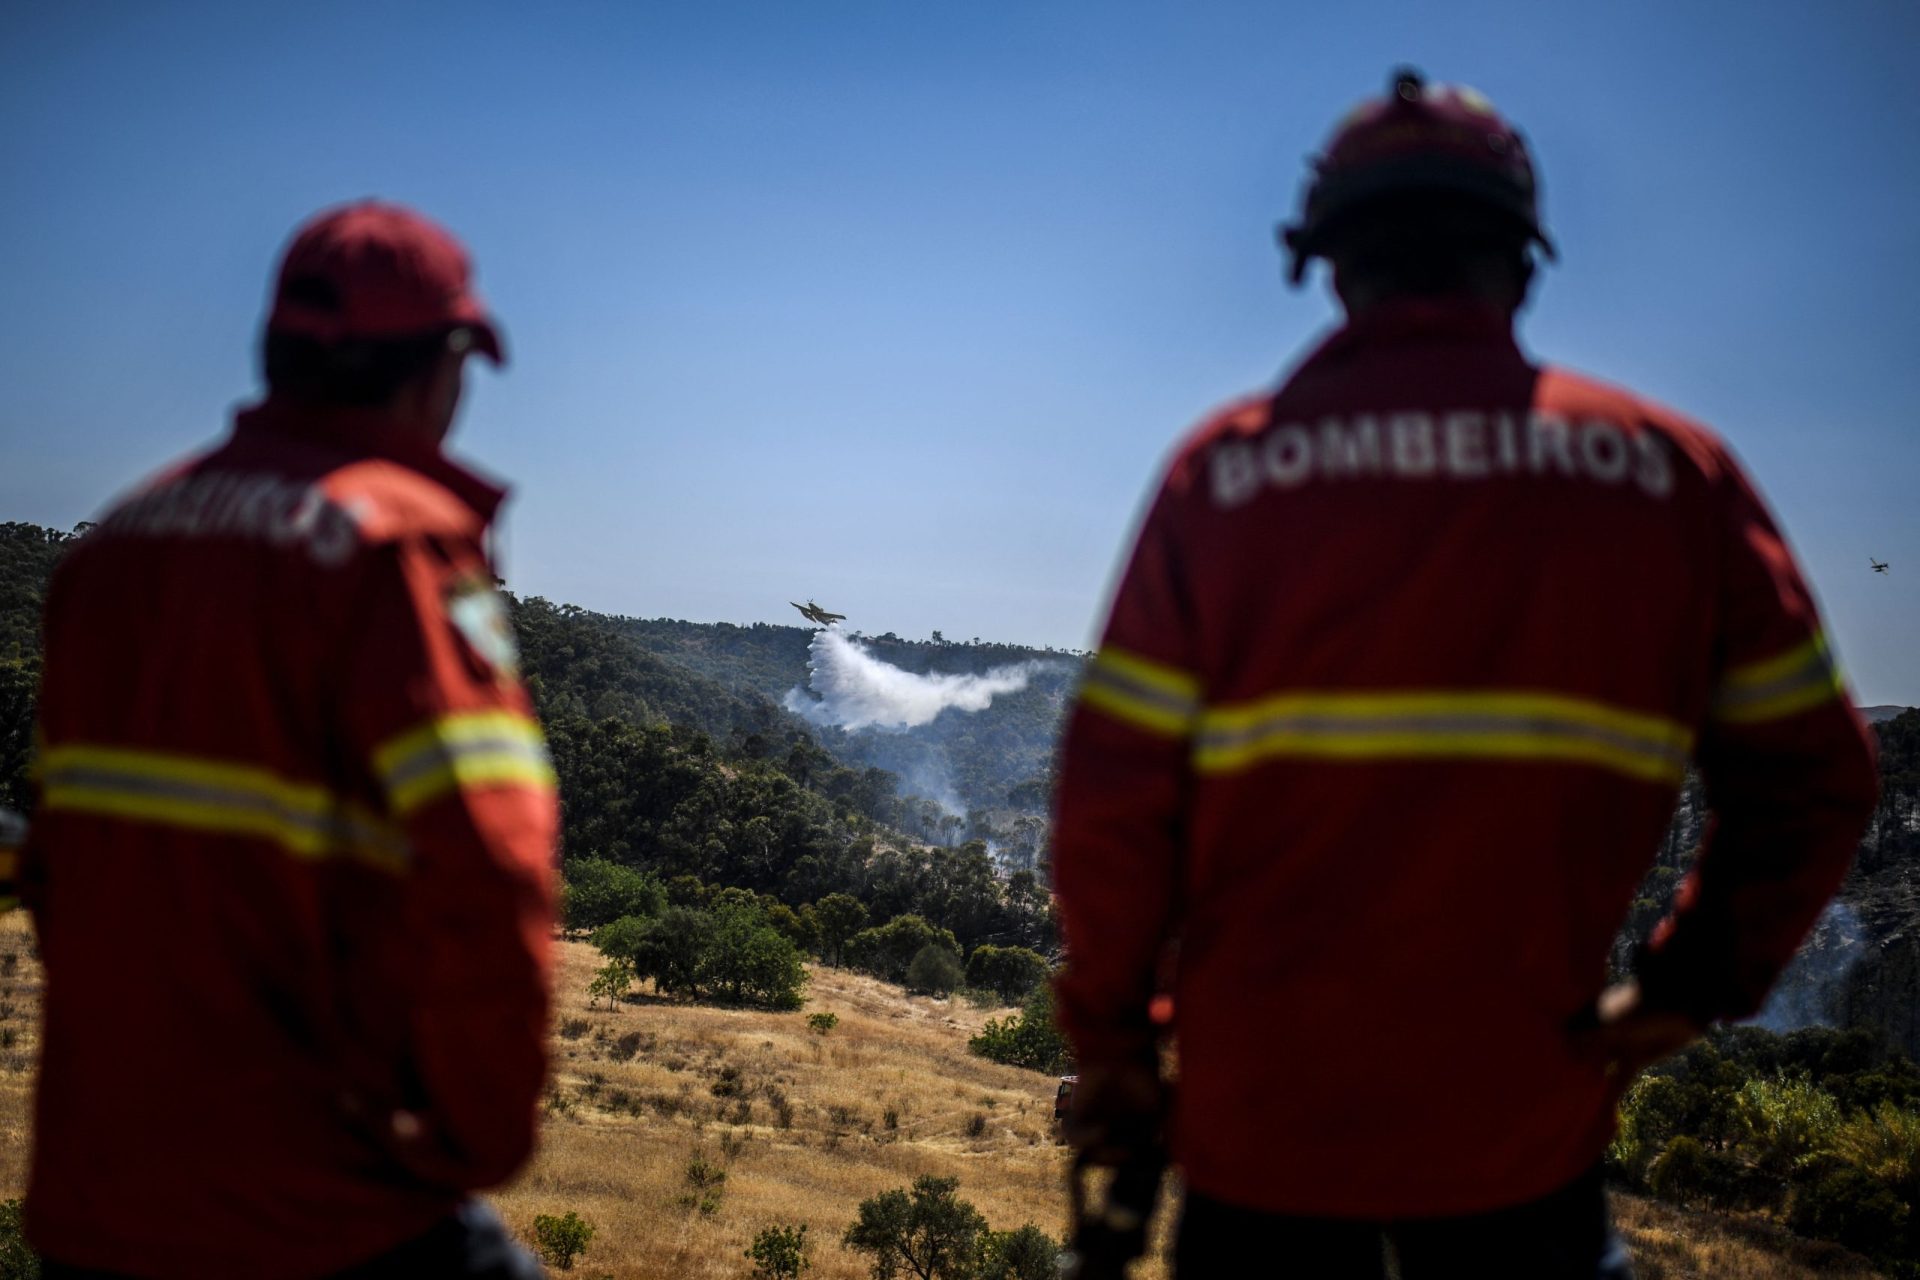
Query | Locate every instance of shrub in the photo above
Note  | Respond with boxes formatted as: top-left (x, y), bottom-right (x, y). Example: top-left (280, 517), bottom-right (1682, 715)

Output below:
top-left (531, 1211), bottom-right (595, 1271)
top-left (681, 1156), bottom-right (727, 1215)
top-left (965, 945), bottom-right (1051, 1005)
top-left (965, 1111), bottom-right (988, 1139)
top-left (1789, 1161), bottom-right (1911, 1258)
top-left (1647, 1136), bottom-right (1709, 1205)
top-left (847, 915), bottom-right (959, 984)
top-left (968, 984), bottom-right (1072, 1075)
top-left (0, 1198), bottom-right (37, 1280)
top-left (906, 944), bottom-right (965, 997)
top-left (746, 1223), bottom-right (811, 1278)
top-left (806, 1011), bottom-right (839, 1035)
top-left (1830, 1100), bottom-right (1920, 1196)
top-left (712, 1064), bottom-right (746, 1097)
top-left (1734, 1076), bottom-right (1843, 1178)
top-left (979, 1224), bottom-right (1063, 1280)
top-left (608, 1029), bottom-right (648, 1061)
top-left (587, 959), bottom-right (633, 1009)
top-left (843, 1175), bottom-right (987, 1280)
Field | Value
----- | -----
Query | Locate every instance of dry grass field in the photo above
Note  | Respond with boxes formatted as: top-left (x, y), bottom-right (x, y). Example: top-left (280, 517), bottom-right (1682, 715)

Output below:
top-left (493, 930), bottom-right (1094, 1278)
top-left (0, 911), bottom-right (1889, 1278)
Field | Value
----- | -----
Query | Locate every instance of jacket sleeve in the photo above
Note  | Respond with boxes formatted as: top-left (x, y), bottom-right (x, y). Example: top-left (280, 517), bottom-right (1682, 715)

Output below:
top-left (338, 533), bottom-right (559, 1189)
top-left (1637, 452), bottom-right (1878, 1023)
top-left (1053, 480), bottom-right (1200, 1068)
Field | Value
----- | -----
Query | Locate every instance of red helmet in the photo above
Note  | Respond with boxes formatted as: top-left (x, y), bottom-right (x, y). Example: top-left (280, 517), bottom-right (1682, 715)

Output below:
top-left (1282, 68), bottom-right (1556, 284)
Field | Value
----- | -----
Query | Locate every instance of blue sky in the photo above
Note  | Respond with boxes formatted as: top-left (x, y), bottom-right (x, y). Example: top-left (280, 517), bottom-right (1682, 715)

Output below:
top-left (2, 1), bottom-right (1916, 702)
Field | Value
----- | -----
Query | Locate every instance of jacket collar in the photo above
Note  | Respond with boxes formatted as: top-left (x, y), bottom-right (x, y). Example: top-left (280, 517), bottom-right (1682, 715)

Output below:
top-left (231, 397), bottom-right (508, 525)
top-left (1295, 296), bottom-right (1520, 373)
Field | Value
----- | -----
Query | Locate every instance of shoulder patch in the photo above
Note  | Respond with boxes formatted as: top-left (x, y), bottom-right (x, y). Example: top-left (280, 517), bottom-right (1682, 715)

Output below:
top-left (446, 578), bottom-right (520, 678)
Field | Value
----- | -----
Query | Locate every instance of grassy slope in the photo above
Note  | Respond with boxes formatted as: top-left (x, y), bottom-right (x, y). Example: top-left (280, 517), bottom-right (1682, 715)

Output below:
top-left (0, 913), bottom-right (1888, 1279)
top-left (496, 934), bottom-right (1078, 1278)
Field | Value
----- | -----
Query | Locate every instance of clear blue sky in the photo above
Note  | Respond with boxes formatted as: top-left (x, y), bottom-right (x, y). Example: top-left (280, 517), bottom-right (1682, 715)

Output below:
top-left (2, 1), bottom-right (1915, 703)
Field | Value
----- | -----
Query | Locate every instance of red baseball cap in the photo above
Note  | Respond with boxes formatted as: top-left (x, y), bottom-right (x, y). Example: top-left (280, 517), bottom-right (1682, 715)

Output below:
top-left (266, 200), bottom-right (505, 364)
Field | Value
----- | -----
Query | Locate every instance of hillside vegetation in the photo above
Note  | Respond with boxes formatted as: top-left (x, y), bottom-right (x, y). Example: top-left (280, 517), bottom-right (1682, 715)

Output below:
top-left (1, 519), bottom-right (1917, 1274)
top-left (0, 912), bottom-right (1891, 1278)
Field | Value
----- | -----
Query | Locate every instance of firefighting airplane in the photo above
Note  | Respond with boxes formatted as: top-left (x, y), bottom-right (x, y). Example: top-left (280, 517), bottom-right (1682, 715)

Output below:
top-left (1871, 558), bottom-right (1889, 574)
top-left (790, 600), bottom-right (846, 626)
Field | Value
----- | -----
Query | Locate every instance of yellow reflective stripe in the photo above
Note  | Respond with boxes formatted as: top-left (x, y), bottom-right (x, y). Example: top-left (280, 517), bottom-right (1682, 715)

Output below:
top-left (373, 711), bottom-right (555, 817)
top-left (1078, 682), bottom-right (1193, 738)
top-left (1711, 633), bottom-right (1845, 725)
top-left (1720, 634), bottom-right (1827, 690)
top-left (36, 744), bottom-right (407, 871)
top-left (1192, 689), bottom-right (1693, 785)
top-left (1076, 647), bottom-right (1202, 739)
top-left (371, 710), bottom-right (544, 780)
top-left (41, 744), bottom-right (331, 816)
top-left (1092, 647), bottom-right (1200, 701)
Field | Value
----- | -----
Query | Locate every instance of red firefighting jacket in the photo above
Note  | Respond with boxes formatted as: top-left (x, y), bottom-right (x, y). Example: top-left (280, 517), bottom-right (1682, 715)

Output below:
top-left (22, 399), bottom-right (559, 1277)
top-left (1052, 298), bottom-right (1879, 1218)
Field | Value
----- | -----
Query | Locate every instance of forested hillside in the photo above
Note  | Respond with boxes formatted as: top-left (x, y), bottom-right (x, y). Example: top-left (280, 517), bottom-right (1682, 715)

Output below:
top-left (606, 615), bottom-right (1081, 820)
top-left (6, 519), bottom-right (1920, 1271)
top-left (2, 518), bottom-right (1916, 1056)
top-left (0, 522), bottom-right (1058, 963)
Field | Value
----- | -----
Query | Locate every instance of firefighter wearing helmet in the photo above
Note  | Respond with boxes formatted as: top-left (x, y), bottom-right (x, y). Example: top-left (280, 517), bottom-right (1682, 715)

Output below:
top-left (1052, 70), bottom-right (1876, 1277)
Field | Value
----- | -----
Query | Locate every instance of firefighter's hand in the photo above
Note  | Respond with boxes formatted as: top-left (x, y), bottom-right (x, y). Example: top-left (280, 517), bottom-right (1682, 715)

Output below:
top-left (1568, 980), bottom-right (1703, 1085)
top-left (1066, 1059), bottom-right (1165, 1166)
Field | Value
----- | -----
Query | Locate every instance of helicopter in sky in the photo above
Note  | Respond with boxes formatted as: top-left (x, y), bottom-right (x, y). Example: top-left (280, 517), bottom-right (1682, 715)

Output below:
top-left (1871, 558), bottom-right (1889, 574)
top-left (790, 600), bottom-right (846, 626)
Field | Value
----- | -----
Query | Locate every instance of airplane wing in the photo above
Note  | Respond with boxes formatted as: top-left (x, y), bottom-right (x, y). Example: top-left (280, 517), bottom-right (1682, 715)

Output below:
top-left (820, 611), bottom-right (846, 623)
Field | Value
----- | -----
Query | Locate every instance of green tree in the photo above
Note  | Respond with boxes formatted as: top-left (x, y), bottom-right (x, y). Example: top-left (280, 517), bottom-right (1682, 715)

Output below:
top-left (630, 905), bottom-right (714, 997)
top-left (842, 1175), bottom-right (988, 1280)
top-left (0, 660), bottom-right (38, 814)
top-left (964, 946), bottom-right (1050, 1005)
top-left (906, 944), bottom-right (965, 997)
top-left (586, 958), bottom-right (634, 1009)
top-left (812, 893), bottom-right (868, 966)
top-left (562, 857), bottom-right (665, 933)
top-left (590, 914), bottom-right (653, 966)
top-left (746, 1223), bottom-right (812, 1279)
top-left (701, 901), bottom-right (809, 1009)
top-left (531, 1211), bottom-right (595, 1271)
top-left (764, 900), bottom-right (822, 954)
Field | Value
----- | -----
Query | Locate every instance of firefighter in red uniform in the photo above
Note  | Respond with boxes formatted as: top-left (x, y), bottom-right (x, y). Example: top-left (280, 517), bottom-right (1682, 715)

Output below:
top-left (23, 203), bottom-right (557, 1278)
top-left (1053, 71), bottom-right (1879, 1278)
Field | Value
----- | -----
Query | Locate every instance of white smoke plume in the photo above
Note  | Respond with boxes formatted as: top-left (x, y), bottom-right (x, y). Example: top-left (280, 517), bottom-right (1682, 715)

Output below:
top-left (1747, 899), bottom-right (1869, 1034)
top-left (784, 628), bottom-right (1055, 731)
